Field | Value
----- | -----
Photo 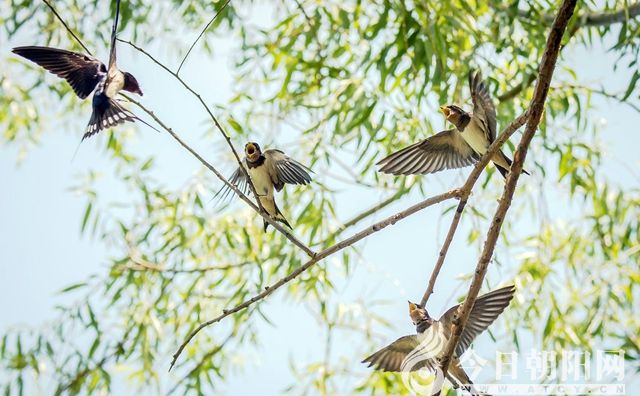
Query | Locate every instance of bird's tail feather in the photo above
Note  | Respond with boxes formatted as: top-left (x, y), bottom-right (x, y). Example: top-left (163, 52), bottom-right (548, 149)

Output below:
top-left (263, 202), bottom-right (292, 232)
top-left (84, 98), bottom-right (135, 140)
top-left (495, 153), bottom-right (529, 179)
top-left (450, 363), bottom-right (490, 396)
top-left (83, 98), bottom-right (160, 141)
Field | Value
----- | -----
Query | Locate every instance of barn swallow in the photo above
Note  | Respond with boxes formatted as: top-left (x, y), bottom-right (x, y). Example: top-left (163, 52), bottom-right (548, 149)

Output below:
top-left (362, 285), bottom-right (516, 395)
top-left (377, 71), bottom-right (528, 178)
top-left (12, 0), bottom-right (147, 140)
top-left (217, 142), bottom-right (313, 232)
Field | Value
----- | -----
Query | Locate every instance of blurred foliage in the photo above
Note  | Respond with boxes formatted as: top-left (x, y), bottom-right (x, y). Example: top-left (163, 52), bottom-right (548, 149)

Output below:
top-left (1, 0), bottom-right (640, 394)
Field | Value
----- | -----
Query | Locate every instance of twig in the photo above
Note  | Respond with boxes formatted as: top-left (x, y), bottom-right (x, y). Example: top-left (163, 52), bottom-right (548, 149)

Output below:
top-left (169, 188), bottom-right (461, 370)
top-left (419, 112), bottom-right (529, 307)
top-left (122, 95), bottom-right (316, 257)
top-left (561, 83), bottom-right (640, 114)
top-left (176, 0), bottom-right (231, 75)
top-left (41, 0), bottom-right (92, 54)
top-left (167, 333), bottom-right (234, 395)
top-left (438, 0), bottom-right (578, 383)
top-left (124, 256), bottom-right (253, 273)
top-left (118, 39), bottom-right (269, 221)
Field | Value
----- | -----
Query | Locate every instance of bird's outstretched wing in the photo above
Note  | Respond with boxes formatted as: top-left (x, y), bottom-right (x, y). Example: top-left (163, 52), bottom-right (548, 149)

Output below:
top-left (362, 335), bottom-right (425, 372)
top-left (12, 46), bottom-right (106, 99)
top-left (211, 165), bottom-right (252, 205)
top-left (439, 285), bottom-right (516, 357)
top-left (264, 149), bottom-right (313, 192)
top-left (377, 129), bottom-right (479, 175)
top-left (469, 70), bottom-right (497, 142)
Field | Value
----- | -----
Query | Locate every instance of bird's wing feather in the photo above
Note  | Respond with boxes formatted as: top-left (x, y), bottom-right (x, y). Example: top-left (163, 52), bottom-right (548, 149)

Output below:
top-left (213, 165), bottom-right (250, 204)
top-left (469, 71), bottom-right (497, 142)
top-left (377, 129), bottom-right (479, 175)
top-left (439, 285), bottom-right (516, 357)
top-left (264, 149), bottom-right (313, 192)
top-left (362, 335), bottom-right (433, 372)
top-left (12, 46), bottom-right (105, 99)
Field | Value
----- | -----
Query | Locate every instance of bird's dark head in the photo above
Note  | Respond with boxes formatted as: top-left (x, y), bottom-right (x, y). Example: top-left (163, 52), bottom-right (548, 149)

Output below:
top-left (123, 72), bottom-right (143, 96)
top-left (408, 301), bottom-right (430, 325)
top-left (245, 142), bottom-right (262, 162)
top-left (440, 105), bottom-right (470, 130)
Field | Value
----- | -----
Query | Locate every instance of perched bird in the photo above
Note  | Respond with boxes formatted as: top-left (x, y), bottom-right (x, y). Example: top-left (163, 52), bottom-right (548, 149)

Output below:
top-left (362, 285), bottom-right (516, 395)
top-left (218, 142), bottom-right (312, 231)
top-left (12, 0), bottom-right (147, 140)
top-left (377, 71), bottom-right (528, 178)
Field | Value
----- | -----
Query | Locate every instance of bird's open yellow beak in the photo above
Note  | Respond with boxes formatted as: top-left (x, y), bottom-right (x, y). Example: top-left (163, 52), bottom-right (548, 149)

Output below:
top-left (245, 143), bottom-right (256, 155)
top-left (408, 301), bottom-right (419, 313)
top-left (439, 106), bottom-right (450, 118)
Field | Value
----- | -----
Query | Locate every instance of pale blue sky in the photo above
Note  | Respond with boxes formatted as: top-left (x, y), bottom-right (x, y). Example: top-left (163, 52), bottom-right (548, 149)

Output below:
top-left (1, 4), bottom-right (639, 394)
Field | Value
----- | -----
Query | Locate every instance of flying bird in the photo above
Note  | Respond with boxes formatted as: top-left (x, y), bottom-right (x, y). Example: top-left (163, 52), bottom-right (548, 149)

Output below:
top-left (12, 0), bottom-right (148, 140)
top-left (362, 285), bottom-right (516, 395)
top-left (217, 142), bottom-right (312, 232)
top-left (377, 71), bottom-right (528, 178)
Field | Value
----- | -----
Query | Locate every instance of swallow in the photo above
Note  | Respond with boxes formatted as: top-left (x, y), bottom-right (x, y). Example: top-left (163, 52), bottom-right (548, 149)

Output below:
top-left (377, 71), bottom-right (528, 178)
top-left (12, 0), bottom-right (147, 140)
top-left (217, 142), bottom-right (313, 232)
top-left (362, 285), bottom-right (516, 395)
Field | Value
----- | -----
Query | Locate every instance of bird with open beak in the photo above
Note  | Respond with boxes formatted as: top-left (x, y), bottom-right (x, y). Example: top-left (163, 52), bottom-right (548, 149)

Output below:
top-left (12, 0), bottom-right (148, 141)
top-left (362, 285), bottom-right (516, 395)
top-left (377, 71), bottom-right (528, 179)
top-left (217, 142), bottom-right (313, 232)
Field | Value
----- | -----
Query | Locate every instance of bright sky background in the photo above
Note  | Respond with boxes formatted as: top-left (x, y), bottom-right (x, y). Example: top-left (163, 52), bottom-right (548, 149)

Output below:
top-left (1, 3), bottom-right (639, 394)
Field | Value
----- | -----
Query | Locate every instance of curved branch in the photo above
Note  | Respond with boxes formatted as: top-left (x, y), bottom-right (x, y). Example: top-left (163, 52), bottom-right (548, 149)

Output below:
top-left (41, 0), bottom-right (92, 54)
top-left (170, 188), bottom-right (461, 371)
top-left (119, 39), bottom-right (271, 236)
top-left (176, 0), bottom-right (231, 75)
top-left (438, 0), bottom-right (578, 383)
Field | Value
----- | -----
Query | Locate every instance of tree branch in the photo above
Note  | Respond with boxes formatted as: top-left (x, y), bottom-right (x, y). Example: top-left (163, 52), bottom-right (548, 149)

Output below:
top-left (169, 188), bottom-right (461, 371)
top-left (118, 39), bottom-right (270, 224)
top-left (123, 95), bottom-right (316, 257)
top-left (176, 0), bottom-right (231, 75)
top-left (438, 0), bottom-right (578, 383)
top-left (41, 0), bottom-right (92, 55)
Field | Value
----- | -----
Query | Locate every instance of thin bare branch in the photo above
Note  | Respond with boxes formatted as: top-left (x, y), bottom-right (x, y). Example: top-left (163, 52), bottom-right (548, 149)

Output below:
top-left (41, 0), bottom-right (92, 54)
top-left (562, 83), bottom-right (640, 114)
top-left (438, 0), bottom-right (578, 383)
top-left (123, 95), bottom-right (316, 257)
top-left (176, 0), bottom-right (231, 75)
top-left (169, 188), bottom-right (462, 371)
top-left (118, 39), bottom-right (269, 220)
top-left (123, 255), bottom-right (253, 274)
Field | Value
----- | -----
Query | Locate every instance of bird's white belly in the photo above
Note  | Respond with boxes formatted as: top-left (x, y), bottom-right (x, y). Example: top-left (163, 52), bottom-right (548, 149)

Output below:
top-left (248, 166), bottom-right (273, 198)
top-left (460, 120), bottom-right (489, 155)
top-left (105, 71), bottom-right (125, 98)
